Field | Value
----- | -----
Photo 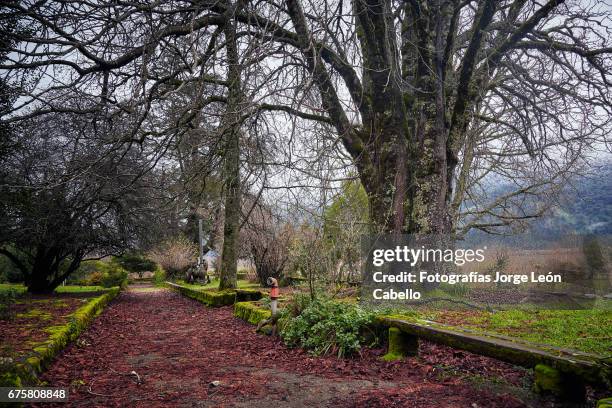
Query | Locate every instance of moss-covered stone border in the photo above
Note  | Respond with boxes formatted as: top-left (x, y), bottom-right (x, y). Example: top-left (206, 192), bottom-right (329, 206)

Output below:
top-left (165, 281), bottom-right (263, 307)
top-left (597, 397), bottom-right (612, 408)
top-left (0, 287), bottom-right (120, 387)
top-left (377, 315), bottom-right (611, 391)
top-left (233, 301), bottom-right (288, 336)
top-left (381, 327), bottom-right (418, 362)
top-left (234, 301), bottom-right (272, 325)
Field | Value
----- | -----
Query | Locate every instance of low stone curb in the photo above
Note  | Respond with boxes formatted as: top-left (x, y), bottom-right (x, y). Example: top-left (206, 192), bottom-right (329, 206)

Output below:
top-left (165, 281), bottom-right (263, 307)
top-left (0, 287), bottom-right (121, 387)
top-left (234, 301), bottom-right (271, 325)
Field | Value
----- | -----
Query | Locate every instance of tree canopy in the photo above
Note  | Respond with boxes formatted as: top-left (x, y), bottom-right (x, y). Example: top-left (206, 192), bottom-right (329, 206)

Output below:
top-left (1, 0), bottom-right (610, 288)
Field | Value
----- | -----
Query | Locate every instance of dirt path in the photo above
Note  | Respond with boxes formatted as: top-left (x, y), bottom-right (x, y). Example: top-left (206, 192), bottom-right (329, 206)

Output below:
top-left (35, 286), bottom-right (534, 407)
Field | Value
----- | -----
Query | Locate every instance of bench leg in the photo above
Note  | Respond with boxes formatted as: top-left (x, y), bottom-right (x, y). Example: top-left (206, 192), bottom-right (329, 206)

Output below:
top-left (382, 327), bottom-right (418, 361)
top-left (534, 364), bottom-right (586, 402)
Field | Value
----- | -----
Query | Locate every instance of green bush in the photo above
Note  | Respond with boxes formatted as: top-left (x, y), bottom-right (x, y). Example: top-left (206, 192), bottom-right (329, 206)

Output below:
top-left (114, 253), bottom-right (157, 273)
top-left (284, 292), bottom-right (313, 317)
top-left (237, 268), bottom-right (249, 280)
top-left (100, 263), bottom-right (128, 288)
top-left (0, 251), bottom-right (24, 283)
top-left (70, 260), bottom-right (127, 288)
top-left (281, 297), bottom-right (375, 357)
top-left (0, 288), bottom-right (18, 320)
top-left (84, 271), bottom-right (105, 286)
top-left (67, 261), bottom-right (101, 284)
top-left (153, 265), bottom-right (166, 286)
top-left (582, 236), bottom-right (606, 277)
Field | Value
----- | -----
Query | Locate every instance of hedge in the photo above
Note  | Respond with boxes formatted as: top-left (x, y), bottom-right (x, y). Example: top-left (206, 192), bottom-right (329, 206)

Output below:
top-left (165, 281), bottom-right (263, 306)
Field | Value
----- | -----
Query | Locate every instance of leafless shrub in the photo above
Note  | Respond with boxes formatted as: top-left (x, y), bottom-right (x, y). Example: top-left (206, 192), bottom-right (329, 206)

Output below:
top-left (242, 204), bottom-right (294, 285)
top-left (148, 237), bottom-right (197, 279)
top-left (288, 226), bottom-right (335, 299)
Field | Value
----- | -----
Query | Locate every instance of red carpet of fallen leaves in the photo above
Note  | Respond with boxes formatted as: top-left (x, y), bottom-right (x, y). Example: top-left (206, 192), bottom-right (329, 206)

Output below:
top-left (34, 287), bottom-right (536, 407)
top-left (1, 296), bottom-right (88, 356)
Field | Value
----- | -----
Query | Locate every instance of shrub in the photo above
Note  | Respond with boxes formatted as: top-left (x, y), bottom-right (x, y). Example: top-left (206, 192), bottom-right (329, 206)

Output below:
top-left (237, 268), bottom-right (251, 280)
top-left (101, 266), bottom-right (128, 288)
top-left (147, 237), bottom-right (197, 279)
top-left (84, 271), bottom-right (105, 286)
top-left (115, 253), bottom-right (157, 274)
top-left (0, 289), bottom-right (18, 320)
top-left (153, 265), bottom-right (166, 286)
top-left (288, 227), bottom-right (335, 298)
top-left (0, 251), bottom-right (24, 283)
top-left (281, 297), bottom-right (376, 357)
top-left (70, 260), bottom-right (127, 287)
top-left (65, 264), bottom-right (90, 285)
top-left (582, 236), bottom-right (606, 278)
top-left (285, 291), bottom-right (314, 317)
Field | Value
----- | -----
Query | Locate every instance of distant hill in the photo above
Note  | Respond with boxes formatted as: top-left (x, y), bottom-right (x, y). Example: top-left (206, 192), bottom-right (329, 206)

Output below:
top-left (551, 165), bottom-right (612, 235)
top-left (464, 163), bottom-right (612, 246)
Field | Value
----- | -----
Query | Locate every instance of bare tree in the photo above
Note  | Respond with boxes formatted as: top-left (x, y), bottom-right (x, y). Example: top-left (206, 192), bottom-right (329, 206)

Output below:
top-left (218, 6), bottom-right (245, 289)
top-left (0, 102), bottom-right (159, 293)
top-left (242, 199), bottom-right (294, 284)
top-left (266, 0), bottom-right (612, 234)
top-left (1, 0), bottom-right (610, 243)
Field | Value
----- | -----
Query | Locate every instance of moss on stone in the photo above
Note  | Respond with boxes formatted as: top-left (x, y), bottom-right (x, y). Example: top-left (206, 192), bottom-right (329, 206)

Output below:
top-left (597, 397), bottom-right (612, 408)
top-left (167, 282), bottom-right (264, 307)
top-left (382, 327), bottom-right (418, 361)
top-left (0, 287), bottom-right (120, 387)
top-left (534, 364), bottom-right (586, 401)
top-left (16, 309), bottom-right (52, 320)
top-left (234, 301), bottom-right (271, 326)
top-left (378, 315), bottom-right (609, 388)
top-left (534, 364), bottom-right (562, 393)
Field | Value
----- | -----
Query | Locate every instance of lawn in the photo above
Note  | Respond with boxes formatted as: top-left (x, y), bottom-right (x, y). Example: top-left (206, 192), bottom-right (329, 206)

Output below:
top-left (390, 307), bottom-right (612, 356)
top-left (0, 285), bottom-right (116, 360)
top-left (173, 278), bottom-right (261, 290)
top-left (0, 283), bottom-right (109, 295)
top-left (0, 283), bottom-right (27, 296)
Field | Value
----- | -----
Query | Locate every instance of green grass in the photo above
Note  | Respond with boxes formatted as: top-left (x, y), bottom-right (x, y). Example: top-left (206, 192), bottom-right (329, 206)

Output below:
top-left (383, 307), bottom-right (612, 356)
top-left (463, 309), bottom-right (612, 356)
top-left (174, 278), bottom-right (260, 290)
top-left (54, 285), bottom-right (108, 293)
top-left (0, 283), bottom-right (27, 295)
top-left (0, 283), bottom-right (109, 295)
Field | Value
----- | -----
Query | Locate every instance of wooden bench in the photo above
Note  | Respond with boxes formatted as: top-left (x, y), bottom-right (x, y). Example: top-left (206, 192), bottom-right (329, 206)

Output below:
top-left (377, 316), bottom-right (611, 401)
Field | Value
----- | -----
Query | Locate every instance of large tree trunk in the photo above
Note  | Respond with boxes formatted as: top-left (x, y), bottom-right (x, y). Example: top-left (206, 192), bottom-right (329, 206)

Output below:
top-left (351, 0), bottom-right (457, 236)
top-left (218, 11), bottom-right (243, 290)
top-left (284, 0), bottom-right (517, 236)
top-left (26, 246), bottom-right (60, 294)
top-left (24, 246), bottom-right (84, 294)
top-left (27, 265), bottom-right (56, 294)
top-left (219, 126), bottom-right (240, 289)
top-left (358, 124), bottom-right (454, 236)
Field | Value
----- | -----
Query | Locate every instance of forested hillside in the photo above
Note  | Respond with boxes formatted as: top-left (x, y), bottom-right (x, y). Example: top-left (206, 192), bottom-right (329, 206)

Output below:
top-left (466, 164), bottom-right (612, 246)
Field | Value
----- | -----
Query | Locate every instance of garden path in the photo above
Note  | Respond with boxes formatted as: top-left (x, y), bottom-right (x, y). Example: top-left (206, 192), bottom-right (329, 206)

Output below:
top-left (35, 286), bottom-right (533, 407)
